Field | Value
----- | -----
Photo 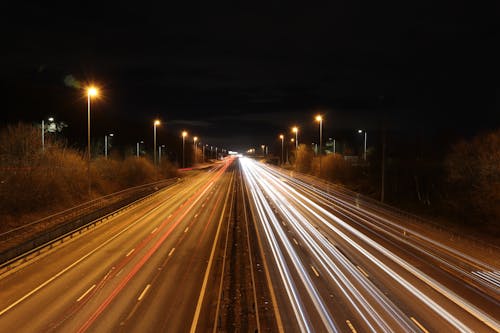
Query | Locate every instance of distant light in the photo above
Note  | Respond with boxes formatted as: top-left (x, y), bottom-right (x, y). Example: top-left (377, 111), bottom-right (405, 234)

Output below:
top-left (48, 117), bottom-right (54, 122)
top-left (279, 134), bottom-right (284, 139)
top-left (87, 86), bottom-right (98, 97)
top-left (315, 115), bottom-right (322, 122)
top-left (182, 131), bottom-right (188, 137)
top-left (109, 133), bottom-right (114, 137)
top-left (292, 126), bottom-right (298, 133)
top-left (358, 129), bottom-right (363, 133)
top-left (154, 120), bottom-right (161, 126)
top-left (194, 136), bottom-right (198, 142)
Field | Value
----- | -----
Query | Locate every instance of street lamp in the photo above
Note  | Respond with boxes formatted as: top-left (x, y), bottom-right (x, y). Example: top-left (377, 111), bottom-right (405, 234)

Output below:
top-left (358, 129), bottom-right (367, 161)
top-left (279, 134), bottom-right (284, 165)
top-left (292, 126), bottom-right (299, 149)
top-left (136, 140), bottom-right (144, 157)
top-left (105, 133), bottom-right (114, 159)
top-left (315, 115), bottom-right (323, 174)
top-left (193, 136), bottom-right (198, 163)
top-left (86, 86), bottom-right (98, 197)
top-left (159, 144), bottom-right (165, 163)
top-left (154, 120), bottom-right (161, 166)
top-left (41, 117), bottom-right (55, 152)
top-left (182, 131), bottom-right (188, 168)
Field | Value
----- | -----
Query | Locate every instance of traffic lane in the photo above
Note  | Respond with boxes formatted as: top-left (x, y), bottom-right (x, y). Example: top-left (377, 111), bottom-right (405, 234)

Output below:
top-left (117, 172), bottom-right (234, 333)
top-left (70, 161), bottom-right (233, 332)
top-left (248, 160), bottom-right (498, 330)
top-left (249, 172), bottom-right (416, 332)
top-left (0, 170), bottom-right (220, 331)
top-left (0, 171), bottom-right (212, 306)
top-left (291, 187), bottom-right (500, 331)
top-left (287, 188), bottom-right (499, 332)
top-left (273, 165), bottom-right (499, 296)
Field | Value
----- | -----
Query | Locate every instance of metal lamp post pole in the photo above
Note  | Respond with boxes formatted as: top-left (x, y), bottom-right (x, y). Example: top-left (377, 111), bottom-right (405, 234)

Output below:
top-left (87, 93), bottom-right (91, 197)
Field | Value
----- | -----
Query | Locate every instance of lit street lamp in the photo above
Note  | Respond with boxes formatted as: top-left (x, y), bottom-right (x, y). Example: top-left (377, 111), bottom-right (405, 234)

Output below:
top-left (358, 129), bottom-right (367, 161)
top-left (154, 120), bottom-right (161, 166)
top-left (292, 126), bottom-right (299, 149)
top-left (159, 144), bottom-right (165, 163)
top-left (41, 117), bottom-right (54, 152)
top-left (279, 134), bottom-right (284, 165)
top-left (136, 140), bottom-right (144, 157)
top-left (182, 131), bottom-right (188, 168)
top-left (104, 133), bottom-right (114, 159)
top-left (316, 115), bottom-right (323, 174)
top-left (87, 86), bottom-right (98, 197)
top-left (193, 136), bottom-right (198, 163)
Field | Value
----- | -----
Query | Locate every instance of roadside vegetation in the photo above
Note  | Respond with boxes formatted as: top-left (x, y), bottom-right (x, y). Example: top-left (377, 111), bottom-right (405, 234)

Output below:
top-left (0, 123), bottom-right (178, 231)
top-left (289, 129), bottom-right (500, 237)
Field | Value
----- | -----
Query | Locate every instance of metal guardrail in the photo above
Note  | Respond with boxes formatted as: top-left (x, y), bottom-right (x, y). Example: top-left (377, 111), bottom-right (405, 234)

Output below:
top-left (270, 165), bottom-right (500, 254)
top-left (0, 178), bottom-right (180, 265)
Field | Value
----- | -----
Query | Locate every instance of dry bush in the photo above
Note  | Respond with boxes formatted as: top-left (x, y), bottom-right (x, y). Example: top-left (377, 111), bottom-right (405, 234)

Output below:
top-left (312, 153), bottom-right (353, 183)
top-left (0, 124), bottom-right (87, 216)
top-left (117, 156), bottom-right (161, 188)
top-left (0, 123), bottom-right (178, 230)
top-left (159, 159), bottom-right (179, 178)
top-left (445, 129), bottom-right (500, 227)
top-left (295, 144), bottom-right (313, 173)
top-left (92, 157), bottom-right (122, 194)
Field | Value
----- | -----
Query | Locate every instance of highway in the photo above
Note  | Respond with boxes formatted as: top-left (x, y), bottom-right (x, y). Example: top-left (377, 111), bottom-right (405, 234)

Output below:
top-left (240, 157), bottom-right (500, 333)
top-left (1, 156), bottom-right (498, 332)
top-left (0, 159), bottom-right (249, 332)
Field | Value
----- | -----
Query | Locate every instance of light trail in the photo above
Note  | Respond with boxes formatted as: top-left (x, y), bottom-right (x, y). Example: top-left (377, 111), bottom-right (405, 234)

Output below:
top-left (240, 157), bottom-right (499, 333)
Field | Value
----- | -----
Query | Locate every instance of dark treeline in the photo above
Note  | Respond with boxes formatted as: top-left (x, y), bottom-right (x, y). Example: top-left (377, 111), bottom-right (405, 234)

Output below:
top-left (287, 128), bottom-right (500, 237)
top-left (0, 123), bottom-right (178, 230)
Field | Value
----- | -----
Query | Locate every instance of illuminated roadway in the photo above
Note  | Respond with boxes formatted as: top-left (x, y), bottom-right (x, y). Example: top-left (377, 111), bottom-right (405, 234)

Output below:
top-left (240, 157), bottom-right (499, 333)
top-left (0, 157), bottom-right (498, 332)
top-left (0, 160), bottom-right (239, 332)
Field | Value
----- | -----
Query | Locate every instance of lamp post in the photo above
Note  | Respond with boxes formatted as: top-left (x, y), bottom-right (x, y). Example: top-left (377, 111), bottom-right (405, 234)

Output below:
top-left (358, 129), bottom-right (367, 161)
top-left (41, 117), bottom-right (54, 152)
top-left (154, 120), bottom-right (160, 166)
top-left (105, 133), bottom-right (114, 159)
top-left (315, 115), bottom-right (323, 174)
top-left (182, 131), bottom-right (188, 168)
top-left (136, 140), bottom-right (144, 157)
top-left (292, 126), bottom-right (299, 149)
top-left (159, 144), bottom-right (165, 163)
top-left (87, 86), bottom-right (98, 197)
top-left (279, 134), bottom-right (284, 165)
top-left (193, 136), bottom-right (198, 163)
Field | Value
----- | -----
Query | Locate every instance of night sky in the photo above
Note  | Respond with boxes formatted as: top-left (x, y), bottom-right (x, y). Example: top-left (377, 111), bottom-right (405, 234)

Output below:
top-left (1, 2), bottom-right (497, 152)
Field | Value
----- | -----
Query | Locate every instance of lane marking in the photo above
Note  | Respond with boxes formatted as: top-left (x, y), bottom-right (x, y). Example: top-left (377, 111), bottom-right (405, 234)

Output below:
top-left (346, 320), bottom-right (357, 333)
top-left (137, 284), bottom-right (151, 301)
top-left (411, 317), bottom-right (430, 333)
top-left (357, 265), bottom-right (369, 278)
top-left (126, 249), bottom-right (135, 257)
top-left (293, 238), bottom-right (299, 245)
top-left (311, 265), bottom-right (320, 277)
top-left (194, 214), bottom-right (199, 218)
top-left (151, 227), bottom-right (158, 234)
top-left (0, 199), bottom-right (169, 317)
top-left (190, 173), bottom-right (233, 333)
top-left (184, 227), bottom-right (189, 233)
top-left (77, 284), bottom-right (96, 302)
top-left (168, 248), bottom-right (176, 257)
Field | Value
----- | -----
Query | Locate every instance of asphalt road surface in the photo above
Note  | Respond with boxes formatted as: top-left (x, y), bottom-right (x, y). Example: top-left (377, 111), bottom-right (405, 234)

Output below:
top-left (240, 157), bottom-right (499, 333)
top-left (1, 157), bottom-right (498, 333)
